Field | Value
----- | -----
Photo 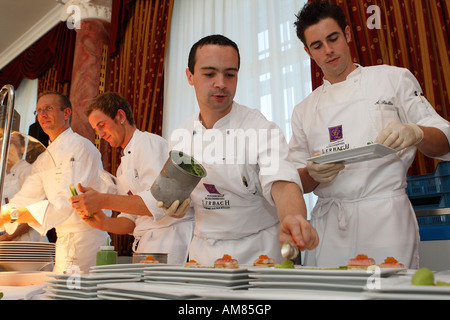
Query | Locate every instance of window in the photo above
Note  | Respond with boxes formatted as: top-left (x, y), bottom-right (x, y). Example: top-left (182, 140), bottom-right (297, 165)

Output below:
top-left (164, 0), bottom-right (317, 214)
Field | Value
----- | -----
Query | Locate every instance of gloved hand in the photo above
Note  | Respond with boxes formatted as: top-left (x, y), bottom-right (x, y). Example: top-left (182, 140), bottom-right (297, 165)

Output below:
top-left (375, 121), bottom-right (424, 151)
top-left (157, 198), bottom-right (191, 218)
top-left (307, 161), bottom-right (345, 184)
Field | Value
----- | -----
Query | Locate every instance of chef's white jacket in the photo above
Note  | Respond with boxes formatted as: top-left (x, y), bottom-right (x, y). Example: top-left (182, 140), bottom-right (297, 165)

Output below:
top-left (171, 102), bottom-right (302, 265)
top-left (116, 129), bottom-right (194, 265)
top-left (2, 160), bottom-right (47, 242)
top-left (3, 128), bottom-right (111, 272)
top-left (289, 65), bottom-right (450, 268)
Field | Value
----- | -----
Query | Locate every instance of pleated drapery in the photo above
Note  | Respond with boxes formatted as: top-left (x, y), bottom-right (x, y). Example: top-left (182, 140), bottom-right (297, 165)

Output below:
top-left (0, 22), bottom-right (76, 92)
top-left (107, 0), bottom-right (174, 174)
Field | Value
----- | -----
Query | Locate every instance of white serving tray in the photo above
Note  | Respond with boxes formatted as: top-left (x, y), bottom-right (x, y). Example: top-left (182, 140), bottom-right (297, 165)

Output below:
top-left (307, 144), bottom-right (396, 164)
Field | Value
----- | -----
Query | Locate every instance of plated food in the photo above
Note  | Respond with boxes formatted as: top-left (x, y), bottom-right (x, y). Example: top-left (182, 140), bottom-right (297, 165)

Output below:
top-left (347, 254), bottom-right (406, 270)
top-left (253, 255), bottom-right (275, 267)
top-left (347, 254), bottom-right (376, 270)
top-left (139, 255), bottom-right (160, 264)
top-left (184, 259), bottom-right (200, 267)
top-left (214, 254), bottom-right (239, 269)
top-left (379, 257), bottom-right (405, 268)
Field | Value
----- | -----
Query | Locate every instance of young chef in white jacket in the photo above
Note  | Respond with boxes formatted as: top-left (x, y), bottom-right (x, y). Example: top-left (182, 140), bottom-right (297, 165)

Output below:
top-left (69, 92), bottom-right (194, 264)
top-left (288, 1), bottom-right (450, 268)
top-left (163, 35), bottom-right (319, 266)
top-left (0, 92), bottom-right (112, 273)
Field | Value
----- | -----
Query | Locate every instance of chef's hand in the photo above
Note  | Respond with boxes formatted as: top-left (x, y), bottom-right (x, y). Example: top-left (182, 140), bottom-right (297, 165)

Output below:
top-left (0, 207), bottom-right (31, 225)
top-left (279, 215), bottom-right (319, 251)
top-left (375, 121), bottom-right (424, 151)
top-left (76, 209), bottom-right (105, 230)
top-left (156, 198), bottom-right (190, 218)
top-left (70, 183), bottom-right (101, 216)
top-left (307, 161), bottom-right (345, 184)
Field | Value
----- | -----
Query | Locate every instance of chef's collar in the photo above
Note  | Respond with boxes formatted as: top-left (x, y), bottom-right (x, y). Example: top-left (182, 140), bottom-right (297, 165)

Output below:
top-left (322, 64), bottom-right (361, 87)
top-left (120, 129), bottom-right (137, 157)
top-left (47, 127), bottom-right (72, 147)
top-left (197, 102), bottom-right (235, 131)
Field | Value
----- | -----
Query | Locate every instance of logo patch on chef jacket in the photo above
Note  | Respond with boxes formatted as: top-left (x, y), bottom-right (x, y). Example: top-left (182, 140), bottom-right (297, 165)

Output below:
top-left (202, 183), bottom-right (230, 210)
top-left (204, 183), bottom-right (221, 195)
top-left (328, 125), bottom-right (343, 142)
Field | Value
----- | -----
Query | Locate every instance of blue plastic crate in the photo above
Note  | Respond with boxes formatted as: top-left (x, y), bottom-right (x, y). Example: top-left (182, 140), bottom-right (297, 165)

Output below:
top-left (419, 225), bottom-right (450, 241)
top-left (407, 162), bottom-right (450, 210)
top-left (417, 215), bottom-right (450, 241)
top-left (409, 193), bottom-right (450, 210)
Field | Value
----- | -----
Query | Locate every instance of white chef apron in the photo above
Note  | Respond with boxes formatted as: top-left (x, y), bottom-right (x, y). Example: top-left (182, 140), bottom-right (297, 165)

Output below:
top-left (188, 126), bottom-right (283, 265)
top-left (303, 70), bottom-right (419, 268)
top-left (54, 229), bottom-right (108, 273)
top-left (115, 148), bottom-right (194, 266)
top-left (132, 223), bottom-right (193, 265)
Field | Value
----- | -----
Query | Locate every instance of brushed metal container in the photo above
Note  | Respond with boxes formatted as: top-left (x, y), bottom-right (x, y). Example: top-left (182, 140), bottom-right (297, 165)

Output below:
top-left (151, 150), bottom-right (206, 207)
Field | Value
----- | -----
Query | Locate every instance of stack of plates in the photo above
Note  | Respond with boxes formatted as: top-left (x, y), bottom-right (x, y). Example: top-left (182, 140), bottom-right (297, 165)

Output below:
top-left (247, 266), bottom-right (405, 292)
top-left (97, 282), bottom-right (211, 300)
top-left (43, 273), bottom-right (141, 300)
top-left (0, 241), bottom-right (55, 271)
top-left (142, 265), bottom-right (251, 289)
top-left (363, 271), bottom-right (450, 300)
top-left (90, 263), bottom-right (150, 279)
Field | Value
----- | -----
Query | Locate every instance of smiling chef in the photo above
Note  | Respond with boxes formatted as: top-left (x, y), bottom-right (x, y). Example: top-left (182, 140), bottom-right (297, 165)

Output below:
top-left (288, 1), bottom-right (450, 268)
top-left (0, 91), bottom-right (113, 273)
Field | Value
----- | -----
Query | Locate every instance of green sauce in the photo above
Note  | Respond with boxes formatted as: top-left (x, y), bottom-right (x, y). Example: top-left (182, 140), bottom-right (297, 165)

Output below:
top-left (275, 259), bottom-right (295, 269)
top-left (96, 246), bottom-right (118, 266)
top-left (177, 156), bottom-right (205, 176)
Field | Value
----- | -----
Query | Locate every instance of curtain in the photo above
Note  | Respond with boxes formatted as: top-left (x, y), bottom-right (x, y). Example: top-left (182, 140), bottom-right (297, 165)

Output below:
top-left (0, 22), bottom-right (76, 91)
top-left (310, 0), bottom-right (450, 175)
top-left (107, 0), bottom-right (174, 175)
top-left (163, 0), bottom-right (310, 140)
top-left (164, 0), bottom-right (318, 215)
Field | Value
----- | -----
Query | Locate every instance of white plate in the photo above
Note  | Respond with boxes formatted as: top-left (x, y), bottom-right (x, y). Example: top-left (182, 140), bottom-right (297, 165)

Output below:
top-left (0, 261), bottom-right (53, 271)
top-left (45, 277), bottom-right (140, 288)
top-left (199, 288), bottom-right (367, 300)
top-left (45, 287), bottom-right (98, 297)
top-left (307, 144), bottom-right (396, 164)
top-left (146, 265), bottom-right (249, 273)
top-left (43, 291), bottom-right (98, 300)
top-left (47, 272), bottom-right (140, 280)
top-left (249, 280), bottom-right (362, 291)
top-left (247, 266), bottom-right (404, 277)
top-left (143, 275), bottom-right (250, 286)
top-left (97, 282), bottom-right (211, 299)
top-left (0, 241), bottom-right (55, 248)
top-left (143, 269), bottom-right (250, 280)
top-left (363, 275), bottom-right (450, 296)
top-left (249, 273), bottom-right (369, 285)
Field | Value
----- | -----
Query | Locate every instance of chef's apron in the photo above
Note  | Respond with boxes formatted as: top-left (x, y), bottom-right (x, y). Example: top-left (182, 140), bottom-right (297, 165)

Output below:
top-left (116, 159), bottom-right (193, 265)
top-left (188, 124), bottom-right (283, 266)
top-left (303, 69), bottom-right (419, 268)
top-left (41, 162), bottom-right (109, 273)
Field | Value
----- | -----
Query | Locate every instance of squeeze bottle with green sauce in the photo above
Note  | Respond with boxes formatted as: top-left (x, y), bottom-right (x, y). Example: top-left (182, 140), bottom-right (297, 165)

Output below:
top-left (96, 239), bottom-right (118, 266)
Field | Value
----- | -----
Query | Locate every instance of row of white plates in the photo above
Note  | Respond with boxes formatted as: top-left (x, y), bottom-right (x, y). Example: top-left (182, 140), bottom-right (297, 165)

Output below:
top-left (0, 241), bottom-right (55, 271)
top-left (42, 264), bottom-right (450, 300)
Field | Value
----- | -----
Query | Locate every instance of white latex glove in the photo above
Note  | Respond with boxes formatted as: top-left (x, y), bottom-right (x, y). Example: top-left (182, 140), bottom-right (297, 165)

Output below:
top-left (375, 121), bottom-right (424, 151)
top-left (307, 161), bottom-right (345, 184)
top-left (157, 198), bottom-right (191, 218)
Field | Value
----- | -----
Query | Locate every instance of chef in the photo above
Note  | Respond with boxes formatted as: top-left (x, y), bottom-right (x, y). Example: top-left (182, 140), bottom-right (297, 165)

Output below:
top-left (289, 1), bottom-right (450, 268)
top-left (0, 91), bottom-right (112, 273)
top-left (69, 92), bottom-right (194, 265)
top-left (1, 132), bottom-right (47, 242)
top-left (163, 34), bottom-right (318, 266)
